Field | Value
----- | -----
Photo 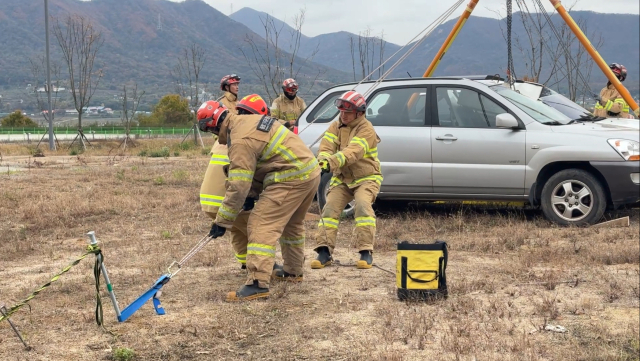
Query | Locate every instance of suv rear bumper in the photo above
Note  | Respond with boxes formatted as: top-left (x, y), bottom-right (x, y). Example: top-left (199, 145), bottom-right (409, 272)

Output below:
top-left (590, 161), bottom-right (640, 207)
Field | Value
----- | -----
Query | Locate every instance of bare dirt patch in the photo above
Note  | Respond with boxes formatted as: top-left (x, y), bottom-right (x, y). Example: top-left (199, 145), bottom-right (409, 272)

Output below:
top-left (1, 141), bottom-right (638, 360)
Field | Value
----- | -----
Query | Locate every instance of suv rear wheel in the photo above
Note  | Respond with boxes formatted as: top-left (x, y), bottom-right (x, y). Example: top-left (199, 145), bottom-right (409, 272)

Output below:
top-left (540, 169), bottom-right (606, 226)
top-left (317, 172), bottom-right (356, 218)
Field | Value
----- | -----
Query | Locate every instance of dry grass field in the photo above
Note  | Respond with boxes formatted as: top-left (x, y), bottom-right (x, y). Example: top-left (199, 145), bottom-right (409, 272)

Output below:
top-left (1, 140), bottom-right (638, 361)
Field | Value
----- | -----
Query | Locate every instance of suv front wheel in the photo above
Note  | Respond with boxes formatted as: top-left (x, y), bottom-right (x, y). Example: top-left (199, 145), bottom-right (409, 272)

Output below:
top-left (540, 169), bottom-right (607, 226)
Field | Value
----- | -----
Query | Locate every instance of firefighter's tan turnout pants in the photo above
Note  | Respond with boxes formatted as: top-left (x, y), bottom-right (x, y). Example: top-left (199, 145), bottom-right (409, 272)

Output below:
top-left (246, 176), bottom-right (320, 288)
top-left (315, 180), bottom-right (379, 254)
top-left (201, 141), bottom-right (249, 266)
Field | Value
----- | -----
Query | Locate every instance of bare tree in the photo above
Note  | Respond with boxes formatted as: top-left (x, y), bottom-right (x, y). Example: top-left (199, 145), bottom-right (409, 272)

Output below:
top-left (349, 37), bottom-right (357, 82)
top-left (117, 83), bottom-right (145, 151)
top-left (28, 56), bottom-right (64, 148)
top-left (52, 14), bottom-right (104, 149)
top-left (172, 43), bottom-right (206, 111)
top-left (172, 43), bottom-right (206, 146)
top-left (550, 17), bottom-right (603, 102)
top-left (241, 8), bottom-right (321, 103)
top-left (350, 30), bottom-right (387, 81)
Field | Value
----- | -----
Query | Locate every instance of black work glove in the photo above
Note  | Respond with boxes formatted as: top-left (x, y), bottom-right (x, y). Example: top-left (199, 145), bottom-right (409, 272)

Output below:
top-left (242, 197), bottom-right (256, 211)
top-left (209, 223), bottom-right (226, 238)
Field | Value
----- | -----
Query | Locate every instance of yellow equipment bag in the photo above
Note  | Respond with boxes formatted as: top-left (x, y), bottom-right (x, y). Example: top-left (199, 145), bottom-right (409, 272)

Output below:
top-left (396, 240), bottom-right (448, 300)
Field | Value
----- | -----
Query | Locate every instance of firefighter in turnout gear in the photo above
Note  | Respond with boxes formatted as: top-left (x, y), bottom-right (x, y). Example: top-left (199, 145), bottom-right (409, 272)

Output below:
top-left (198, 94), bottom-right (321, 301)
top-left (312, 90), bottom-right (382, 270)
top-left (198, 97), bottom-right (252, 269)
top-left (219, 74), bottom-right (241, 109)
top-left (271, 78), bottom-right (306, 130)
top-left (594, 63), bottom-right (631, 119)
top-left (199, 73), bottom-right (246, 268)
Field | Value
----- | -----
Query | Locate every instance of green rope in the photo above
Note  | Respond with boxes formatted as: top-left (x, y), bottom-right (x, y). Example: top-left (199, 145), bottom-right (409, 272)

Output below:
top-left (0, 244), bottom-right (101, 324)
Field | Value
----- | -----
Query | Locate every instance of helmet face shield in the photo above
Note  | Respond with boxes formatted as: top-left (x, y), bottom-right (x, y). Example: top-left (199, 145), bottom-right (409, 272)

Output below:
top-left (334, 98), bottom-right (357, 112)
top-left (284, 85), bottom-right (298, 94)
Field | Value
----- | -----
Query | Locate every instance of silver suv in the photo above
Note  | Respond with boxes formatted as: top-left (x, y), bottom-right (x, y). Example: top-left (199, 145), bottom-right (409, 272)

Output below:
top-left (297, 77), bottom-right (640, 226)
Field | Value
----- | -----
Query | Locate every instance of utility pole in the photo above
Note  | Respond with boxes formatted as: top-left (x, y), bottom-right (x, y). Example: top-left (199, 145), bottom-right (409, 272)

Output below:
top-left (44, 0), bottom-right (55, 150)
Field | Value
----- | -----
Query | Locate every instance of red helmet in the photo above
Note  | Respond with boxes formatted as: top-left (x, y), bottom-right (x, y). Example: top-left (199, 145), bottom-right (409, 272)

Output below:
top-left (609, 63), bottom-right (627, 82)
top-left (334, 90), bottom-right (366, 112)
top-left (236, 94), bottom-right (270, 115)
top-left (197, 100), bottom-right (228, 132)
top-left (220, 74), bottom-right (241, 91)
top-left (282, 78), bottom-right (298, 93)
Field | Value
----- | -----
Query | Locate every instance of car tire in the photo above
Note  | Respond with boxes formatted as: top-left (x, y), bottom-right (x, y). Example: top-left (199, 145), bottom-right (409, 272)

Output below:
top-left (317, 172), bottom-right (355, 218)
top-left (540, 169), bottom-right (607, 226)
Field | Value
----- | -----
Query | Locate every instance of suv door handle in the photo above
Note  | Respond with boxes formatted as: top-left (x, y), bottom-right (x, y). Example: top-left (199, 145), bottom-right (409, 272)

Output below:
top-left (436, 135), bottom-right (458, 141)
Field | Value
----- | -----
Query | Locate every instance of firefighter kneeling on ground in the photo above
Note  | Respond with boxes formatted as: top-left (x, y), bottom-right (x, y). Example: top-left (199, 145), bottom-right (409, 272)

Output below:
top-left (312, 90), bottom-right (382, 270)
top-left (594, 63), bottom-right (632, 119)
top-left (271, 78), bottom-right (307, 130)
top-left (199, 74), bottom-right (249, 269)
top-left (197, 94), bottom-right (321, 302)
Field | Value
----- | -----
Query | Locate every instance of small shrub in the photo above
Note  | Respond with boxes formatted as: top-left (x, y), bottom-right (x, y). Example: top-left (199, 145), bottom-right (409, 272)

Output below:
top-left (178, 142), bottom-right (194, 151)
top-left (173, 151), bottom-right (180, 157)
top-left (112, 347), bottom-right (135, 361)
top-left (161, 230), bottom-right (172, 239)
top-left (69, 146), bottom-right (84, 156)
top-left (149, 146), bottom-right (170, 158)
top-left (201, 148), bottom-right (210, 155)
top-left (154, 176), bottom-right (164, 185)
top-left (137, 150), bottom-right (148, 157)
top-left (115, 170), bottom-right (125, 181)
top-left (173, 170), bottom-right (188, 181)
top-left (28, 146), bottom-right (44, 157)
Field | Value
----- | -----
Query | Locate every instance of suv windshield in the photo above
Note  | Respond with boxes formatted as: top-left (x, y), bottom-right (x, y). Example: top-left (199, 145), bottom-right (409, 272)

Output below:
top-left (539, 93), bottom-right (601, 121)
top-left (491, 85), bottom-right (573, 125)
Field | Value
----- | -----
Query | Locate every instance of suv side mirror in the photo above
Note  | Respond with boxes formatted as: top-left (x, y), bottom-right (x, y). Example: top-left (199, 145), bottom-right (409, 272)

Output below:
top-left (496, 113), bottom-right (519, 129)
top-left (367, 108), bottom-right (372, 116)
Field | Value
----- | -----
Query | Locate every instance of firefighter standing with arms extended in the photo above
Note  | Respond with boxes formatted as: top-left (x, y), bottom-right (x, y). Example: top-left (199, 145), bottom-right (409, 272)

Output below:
top-left (197, 94), bottom-right (321, 301)
top-left (271, 78), bottom-right (306, 130)
top-left (312, 91), bottom-right (382, 270)
top-left (199, 74), bottom-right (250, 269)
top-left (594, 63), bottom-right (632, 119)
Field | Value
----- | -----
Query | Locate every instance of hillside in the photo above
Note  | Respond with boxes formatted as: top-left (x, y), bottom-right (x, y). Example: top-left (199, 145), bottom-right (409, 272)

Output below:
top-left (0, 0), bottom-right (349, 107)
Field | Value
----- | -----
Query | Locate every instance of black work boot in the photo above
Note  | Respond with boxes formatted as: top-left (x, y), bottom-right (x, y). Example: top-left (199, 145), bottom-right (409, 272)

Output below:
top-left (310, 246), bottom-right (333, 269)
top-left (240, 264), bottom-right (247, 270)
top-left (272, 264), bottom-right (303, 282)
top-left (225, 280), bottom-right (269, 302)
top-left (356, 250), bottom-right (373, 269)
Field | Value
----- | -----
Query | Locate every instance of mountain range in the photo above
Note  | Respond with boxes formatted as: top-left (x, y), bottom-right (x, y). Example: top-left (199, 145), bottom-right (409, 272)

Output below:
top-left (231, 7), bottom-right (639, 95)
top-left (0, 0), bottom-right (637, 113)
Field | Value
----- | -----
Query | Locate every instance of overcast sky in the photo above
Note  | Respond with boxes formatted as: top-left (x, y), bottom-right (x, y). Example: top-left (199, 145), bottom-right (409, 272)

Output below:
top-left (195, 0), bottom-right (639, 44)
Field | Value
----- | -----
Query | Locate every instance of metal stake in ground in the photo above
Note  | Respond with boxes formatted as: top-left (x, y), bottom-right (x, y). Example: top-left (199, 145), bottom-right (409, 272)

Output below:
top-left (0, 305), bottom-right (30, 350)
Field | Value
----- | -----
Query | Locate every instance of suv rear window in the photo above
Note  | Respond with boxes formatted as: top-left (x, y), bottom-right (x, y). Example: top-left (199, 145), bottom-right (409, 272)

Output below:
top-left (366, 87), bottom-right (427, 126)
top-left (305, 91), bottom-right (342, 124)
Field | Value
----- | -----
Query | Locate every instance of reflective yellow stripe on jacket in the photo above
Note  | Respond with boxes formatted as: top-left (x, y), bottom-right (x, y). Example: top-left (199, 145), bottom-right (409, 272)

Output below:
top-left (262, 126), bottom-right (319, 185)
top-left (228, 169), bottom-right (254, 182)
top-left (323, 132), bottom-right (338, 143)
top-left (329, 175), bottom-right (383, 188)
top-left (200, 194), bottom-right (224, 207)
top-left (210, 154), bottom-right (230, 165)
top-left (218, 204), bottom-right (239, 222)
top-left (264, 159), bottom-right (318, 185)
